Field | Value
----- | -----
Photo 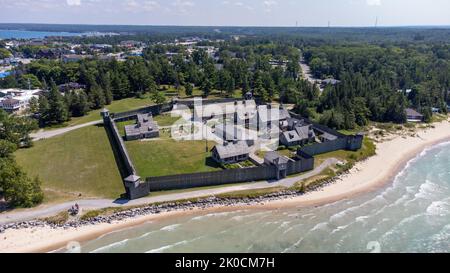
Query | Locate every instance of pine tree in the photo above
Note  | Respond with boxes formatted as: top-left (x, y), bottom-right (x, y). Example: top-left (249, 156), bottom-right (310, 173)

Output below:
top-left (46, 81), bottom-right (69, 124)
top-left (88, 84), bottom-right (106, 109)
top-left (202, 79), bottom-right (213, 97)
top-left (185, 83), bottom-right (194, 97)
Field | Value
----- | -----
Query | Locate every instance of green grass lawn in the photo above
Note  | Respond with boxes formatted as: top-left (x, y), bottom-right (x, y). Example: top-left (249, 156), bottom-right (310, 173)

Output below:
top-left (256, 148), bottom-right (295, 158)
top-left (69, 96), bottom-right (154, 126)
top-left (314, 137), bottom-right (376, 167)
top-left (15, 125), bottom-right (124, 201)
top-left (153, 113), bottom-right (184, 127)
top-left (125, 139), bottom-right (222, 177)
top-left (41, 96), bottom-right (155, 131)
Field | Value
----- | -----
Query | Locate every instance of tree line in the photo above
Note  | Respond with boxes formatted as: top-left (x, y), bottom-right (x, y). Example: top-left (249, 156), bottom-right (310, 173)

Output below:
top-left (0, 110), bottom-right (43, 208)
top-left (302, 44), bottom-right (450, 129)
top-left (2, 42), bottom-right (317, 126)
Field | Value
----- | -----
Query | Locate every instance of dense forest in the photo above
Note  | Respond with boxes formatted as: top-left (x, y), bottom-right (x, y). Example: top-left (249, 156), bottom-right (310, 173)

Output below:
top-left (2, 34), bottom-right (449, 129)
top-left (1, 42), bottom-right (313, 126)
top-left (304, 44), bottom-right (450, 128)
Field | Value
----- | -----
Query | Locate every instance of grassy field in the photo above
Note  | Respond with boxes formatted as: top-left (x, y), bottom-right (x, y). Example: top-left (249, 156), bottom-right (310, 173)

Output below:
top-left (43, 86), bottom-right (244, 131)
top-left (68, 96), bottom-right (154, 126)
top-left (153, 113), bottom-right (184, 127)
top-left (314, 137), bottom-right (376, 167)
top-left (256, 148), bottom-right (295, 158)
top-left (15, 125), bottom-right (124, 201)
top-left (42, 96), bottom-right (155, 131)
top-left (125, 139), bottom-right (222, 177)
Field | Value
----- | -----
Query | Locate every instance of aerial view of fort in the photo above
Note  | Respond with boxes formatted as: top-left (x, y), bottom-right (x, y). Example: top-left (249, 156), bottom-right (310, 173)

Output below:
top-left (1, 0), bottom-right (450, 260)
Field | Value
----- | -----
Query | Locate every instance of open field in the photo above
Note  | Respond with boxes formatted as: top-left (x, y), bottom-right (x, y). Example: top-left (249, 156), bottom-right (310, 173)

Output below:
top-left (15, 125), bottom-right (124, 201)
top-left (125, 139), bottom-right (222, 178)
top-left (314, 137), bottom-right (376, 167)
top-left (68, 96), bottom-right (154, 126)
top-left (153, 113), bottom-right (183, 127)
top-left (41, 96), bottom-right (155, 131)
top-left (256, 148), bottom-right (295, 159)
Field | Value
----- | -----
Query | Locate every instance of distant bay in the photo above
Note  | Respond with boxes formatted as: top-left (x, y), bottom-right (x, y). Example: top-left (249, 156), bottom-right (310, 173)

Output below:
top-left (0, 30), bottom-right (82, 39)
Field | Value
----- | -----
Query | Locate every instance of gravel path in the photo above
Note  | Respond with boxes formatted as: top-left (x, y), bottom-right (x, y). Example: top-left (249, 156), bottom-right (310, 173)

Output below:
top-left (0, 158), bottom-right (339, 225)
top-left (30, 120), bottom-right (103, 141)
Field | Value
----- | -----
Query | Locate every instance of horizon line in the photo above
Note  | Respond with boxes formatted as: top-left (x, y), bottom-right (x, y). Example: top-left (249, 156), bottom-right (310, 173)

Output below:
top-left (1, 22), bottom-right (450, 29)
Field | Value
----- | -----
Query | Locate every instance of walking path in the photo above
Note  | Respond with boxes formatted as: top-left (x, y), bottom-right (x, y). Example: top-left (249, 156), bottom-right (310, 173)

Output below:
top-left (30, 120), bottom-right (103, 141)
top-left (0, 158), bottom-right (339, 225)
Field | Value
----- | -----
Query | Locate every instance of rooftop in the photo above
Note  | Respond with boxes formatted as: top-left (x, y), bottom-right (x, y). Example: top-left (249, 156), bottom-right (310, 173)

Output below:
top-left (125, 114), bottom-right (159, 137)
top-left (405, 108), bottom-right (424, 117)
top-left (264, 151), bottom-right (290, 165)
top-left (295, 125), bottom-right (315, 140)
top-left (282, 130), bottom-right (302, 143)
top-left (213, 141), bottom-right (250, 159)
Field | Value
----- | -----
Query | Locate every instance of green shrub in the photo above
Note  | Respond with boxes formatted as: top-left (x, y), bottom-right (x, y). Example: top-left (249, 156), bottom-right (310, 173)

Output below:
top-left (43, 211), bottom-right (69, 225)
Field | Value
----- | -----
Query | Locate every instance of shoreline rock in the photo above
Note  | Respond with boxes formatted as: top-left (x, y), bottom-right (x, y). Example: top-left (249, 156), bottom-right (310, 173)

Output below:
top-left (0, 173), bottom-right (347, 233)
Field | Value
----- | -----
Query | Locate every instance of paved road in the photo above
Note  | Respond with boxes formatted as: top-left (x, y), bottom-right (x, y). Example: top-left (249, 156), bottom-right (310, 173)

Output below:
top-left (30, 120), bottom-right (103, 141)
top-left (0, 159), bottom-right (339, 225)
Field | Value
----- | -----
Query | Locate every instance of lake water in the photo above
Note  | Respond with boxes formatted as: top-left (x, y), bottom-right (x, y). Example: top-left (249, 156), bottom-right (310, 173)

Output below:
top-left (0, 30), bottom-right (82, 39)
top-left (74, 141), bottom-right (450, 253)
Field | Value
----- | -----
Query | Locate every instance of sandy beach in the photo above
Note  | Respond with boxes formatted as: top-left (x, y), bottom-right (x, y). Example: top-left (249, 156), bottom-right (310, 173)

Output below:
top-left (1, 120), bottom-right (449, 253)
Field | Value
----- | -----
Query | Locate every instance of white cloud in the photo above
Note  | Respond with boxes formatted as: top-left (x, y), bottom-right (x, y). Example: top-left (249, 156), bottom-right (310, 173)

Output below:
top-left (66, 0), bottom-right (81, 6)
top-left (263, 0), bottom-right (277, 12)
top-left (222, 1), bottom-right (253, 11)
top-left (124, 0), bottom-right (160, 12)
top-left (171, 0), bottom-right (195, 14)
top-left (366, 0), bottom-right (381, 6)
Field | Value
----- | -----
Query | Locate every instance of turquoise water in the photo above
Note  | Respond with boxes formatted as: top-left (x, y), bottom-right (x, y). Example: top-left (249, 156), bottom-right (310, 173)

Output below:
top-left (0, 30), bottom-right (82, 39)
top-left (77, 141), bottom-right (450, 253)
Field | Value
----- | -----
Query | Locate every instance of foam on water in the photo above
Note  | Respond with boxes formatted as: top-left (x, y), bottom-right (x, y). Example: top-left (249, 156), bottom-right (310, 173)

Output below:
top-left (160, 224), bottom-right (181, 231)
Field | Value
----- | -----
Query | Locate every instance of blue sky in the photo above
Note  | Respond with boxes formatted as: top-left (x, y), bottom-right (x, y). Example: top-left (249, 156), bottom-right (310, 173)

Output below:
top-left (0, 0), bottom-right (449, 27)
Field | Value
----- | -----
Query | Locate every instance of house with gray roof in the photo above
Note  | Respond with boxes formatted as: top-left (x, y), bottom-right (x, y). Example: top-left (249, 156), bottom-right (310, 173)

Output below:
top-left (125, 114), bottom-right (160, 141)
top-left (280, 130), bottom-right (302, 147)
top-left (319, 132), bottom-right (338, 142)
top-left (280, 124), bottom-right (315, 147)
top-left (321, 78), bottom-right (341, 88)
top-left (284, 117), bottom-right (308, 131)
top-left (214, 123), bottom-right (244, 141)
top-left (405, 108), bottom-right (424, 122)
top-left (264, 151), bottom-right (290, 179)
top-left (295, 125), bottom-right (316, 143)
top-left (211, 141), bottom-right (250, 164)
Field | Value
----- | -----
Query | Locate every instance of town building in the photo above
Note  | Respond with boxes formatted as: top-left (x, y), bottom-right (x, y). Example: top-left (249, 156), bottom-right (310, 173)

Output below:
top-left (321, 78), bottom-right (341, 88)
top-left (58, 82), bottom-right (86, 93)
top-left (62, 54), bottom-right (92, 63)
top-left (0, 88), bottom-right (41, 114)
top-left (124, 114), bottom-right (160, 141)
top-left (211, 141), bottom-right (250, 164)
